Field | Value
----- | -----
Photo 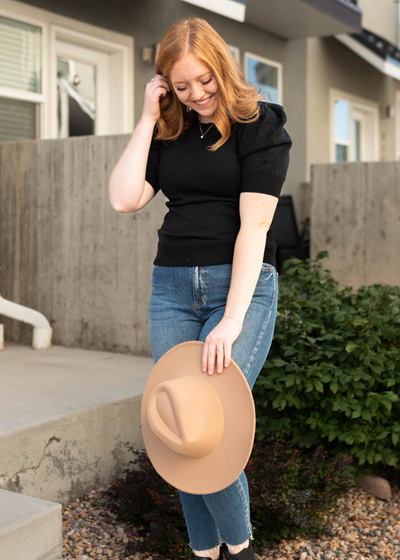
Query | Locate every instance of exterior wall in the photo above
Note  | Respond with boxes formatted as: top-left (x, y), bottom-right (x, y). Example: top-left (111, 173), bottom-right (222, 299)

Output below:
top-left (281, 38), bottom-right (308, 227)
top-left (306, 36), bottom-right (400, 179)
top-left (357, 0), bottom-right (398, 45)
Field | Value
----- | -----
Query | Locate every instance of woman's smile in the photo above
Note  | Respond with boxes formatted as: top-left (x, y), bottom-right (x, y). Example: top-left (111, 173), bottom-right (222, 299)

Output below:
top-left (170, 53), bottom-right (219, 123)
top-left (192, 95), bottom-right (213, 107)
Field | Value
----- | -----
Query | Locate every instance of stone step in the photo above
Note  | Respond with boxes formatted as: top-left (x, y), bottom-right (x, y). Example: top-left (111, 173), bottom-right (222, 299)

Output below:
top-left (0, 341), bottom-right (153, 505)
top-left (0, 488), bottom-right (62, 560)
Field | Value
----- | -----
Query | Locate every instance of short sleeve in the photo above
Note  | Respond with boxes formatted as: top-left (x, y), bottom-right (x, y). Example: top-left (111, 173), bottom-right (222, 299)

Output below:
top-left (238, 102), bottom-right (292, 198)
top-left (145, 126), bottom-right (162, 195)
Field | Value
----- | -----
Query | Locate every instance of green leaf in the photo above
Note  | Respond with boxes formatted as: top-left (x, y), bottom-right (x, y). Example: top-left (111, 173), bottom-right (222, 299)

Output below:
top-left (361, 409), bottom-right (372, 421)
top-left (314, 381), bottom-right (324, 393)
top-left (353, 318), bottom-right (368, 326)
top-left (381, 399), bottom-right (392, 412)
top-left (283, 346), bottom-right (297, 357)
top-left (346, 342), bottom-right (358, 353)
top-left (273, 359), bottom-right (288, 368)
top-left (316, 250), bottom-right (329, 260)
top-left (330, 382), bottom-right (338, 394)
top-left (392, 433), bottom-right (399, 446)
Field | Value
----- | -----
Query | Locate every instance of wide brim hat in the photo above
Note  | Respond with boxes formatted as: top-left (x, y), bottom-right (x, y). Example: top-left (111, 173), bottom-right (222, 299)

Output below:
top-left (140, 340), bottom-right (255, 495)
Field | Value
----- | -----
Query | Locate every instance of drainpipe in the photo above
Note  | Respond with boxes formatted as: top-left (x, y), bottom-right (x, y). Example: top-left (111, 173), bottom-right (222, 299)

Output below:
top-left (0, 294), bottom-right (53, 350)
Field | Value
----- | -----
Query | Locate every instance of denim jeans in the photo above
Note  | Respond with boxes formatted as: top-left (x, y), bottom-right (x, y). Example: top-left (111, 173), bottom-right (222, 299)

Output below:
top-left (148, 262), bottom-right (278, 550)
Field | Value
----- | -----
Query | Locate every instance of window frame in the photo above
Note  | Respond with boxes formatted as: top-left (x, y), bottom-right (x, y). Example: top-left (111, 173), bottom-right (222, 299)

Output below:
top-left (0, 9), bottom-right (47, 140)
top-left (330, 88), bottom-right (379, 163)
top-left (0, 0), bottom-right (133, 140)
top-left (244, 51), bottom-right (282, 105)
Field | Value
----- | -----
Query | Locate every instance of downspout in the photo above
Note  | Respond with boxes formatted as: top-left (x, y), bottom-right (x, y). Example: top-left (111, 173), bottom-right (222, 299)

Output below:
top-left (0, 295), bottom-right (53, 350)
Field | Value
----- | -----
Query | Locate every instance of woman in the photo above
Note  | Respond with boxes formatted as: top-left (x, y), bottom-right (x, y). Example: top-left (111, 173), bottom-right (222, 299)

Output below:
top-left (109, 17), bottom-right (292, 560)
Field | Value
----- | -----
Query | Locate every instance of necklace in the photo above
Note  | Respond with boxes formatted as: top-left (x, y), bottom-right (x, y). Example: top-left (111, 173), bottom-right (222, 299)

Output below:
top-left (198, 120), bottom-right (215, 139)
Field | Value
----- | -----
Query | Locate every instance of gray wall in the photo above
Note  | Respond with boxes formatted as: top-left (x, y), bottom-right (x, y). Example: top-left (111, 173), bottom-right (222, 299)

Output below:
top-left (311, 161), bottom-right (400, 289)
top-left (0, 135), bottom-right (167, 356)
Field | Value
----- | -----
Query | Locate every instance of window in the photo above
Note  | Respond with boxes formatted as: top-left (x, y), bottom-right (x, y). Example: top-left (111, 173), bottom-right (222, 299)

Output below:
top-left (0, 3), bottom-right (132, 142)
top-left (331, 90), bottom-right (379, 163)
top-left (0, 15), bottom-right (43, 141)
top-left (244, 52), bottom-right (282, 104)
top-left (334, 99), bottom-right (350, 162)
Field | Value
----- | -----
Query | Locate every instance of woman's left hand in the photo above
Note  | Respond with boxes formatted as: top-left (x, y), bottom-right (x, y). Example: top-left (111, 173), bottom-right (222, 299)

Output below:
top-left (202, 316), bottom-right (243, 375)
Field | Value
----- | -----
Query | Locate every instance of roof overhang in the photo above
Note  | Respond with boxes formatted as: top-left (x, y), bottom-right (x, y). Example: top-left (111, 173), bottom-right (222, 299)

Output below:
top-left (181, 0), bottom-right (362, 39)
top-left (335, 29), bottom-right (400, 81)
top-left (246, 0), bottom-right (362, 39)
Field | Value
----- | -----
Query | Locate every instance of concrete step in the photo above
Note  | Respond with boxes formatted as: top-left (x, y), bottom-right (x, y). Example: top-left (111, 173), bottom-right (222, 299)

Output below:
top-left (0, 488), bottom-right (62, 560)
top-left (0, 342), bottom-right (153, 505)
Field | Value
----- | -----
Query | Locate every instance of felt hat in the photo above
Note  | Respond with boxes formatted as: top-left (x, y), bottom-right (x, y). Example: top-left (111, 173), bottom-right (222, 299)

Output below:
top-left (140, 340), bottom-right (255, 495)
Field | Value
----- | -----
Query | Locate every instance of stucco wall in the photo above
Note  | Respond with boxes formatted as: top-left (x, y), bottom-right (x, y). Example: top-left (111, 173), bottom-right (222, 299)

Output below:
top-left (358, 0), bottom-right (399, 45)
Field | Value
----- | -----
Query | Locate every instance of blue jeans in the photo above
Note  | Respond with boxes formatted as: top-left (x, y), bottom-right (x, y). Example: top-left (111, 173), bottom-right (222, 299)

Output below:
top-left (148, 263), bottom-right (278, 550)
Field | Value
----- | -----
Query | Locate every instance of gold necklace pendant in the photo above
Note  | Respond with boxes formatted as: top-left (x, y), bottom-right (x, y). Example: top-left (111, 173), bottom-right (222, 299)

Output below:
top-left (198, 120), bottom-right (214, 139)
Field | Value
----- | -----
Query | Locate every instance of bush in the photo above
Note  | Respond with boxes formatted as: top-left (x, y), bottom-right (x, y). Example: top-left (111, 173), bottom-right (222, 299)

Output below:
top-left (104, 439), bottom-right (352, 558)
top-left (246, 435), bottom-right (353, 547)
top-left (254, 251), bottom-right (400, 477)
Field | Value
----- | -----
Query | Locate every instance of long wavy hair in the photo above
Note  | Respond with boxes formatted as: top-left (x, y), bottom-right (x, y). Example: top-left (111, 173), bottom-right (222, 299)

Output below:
top-left (155, 17), bottom-right (265, 151)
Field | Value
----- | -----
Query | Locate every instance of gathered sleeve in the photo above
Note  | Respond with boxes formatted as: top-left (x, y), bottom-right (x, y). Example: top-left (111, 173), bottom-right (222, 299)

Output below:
top-left (145, 126), bottom-right (162, 195)
top-left (238, 102), bottom-right (292, 198)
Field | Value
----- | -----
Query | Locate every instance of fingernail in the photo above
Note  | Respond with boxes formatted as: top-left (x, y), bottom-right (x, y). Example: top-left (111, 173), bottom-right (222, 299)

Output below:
top-left (208, 371), bottom-right (213, 375)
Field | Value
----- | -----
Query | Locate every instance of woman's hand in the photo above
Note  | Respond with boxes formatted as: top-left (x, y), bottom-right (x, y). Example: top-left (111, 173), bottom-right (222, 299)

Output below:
top-left (202, 316), bottom-right (243, 375)
top-left (142, 74), bottom-right (170, 123)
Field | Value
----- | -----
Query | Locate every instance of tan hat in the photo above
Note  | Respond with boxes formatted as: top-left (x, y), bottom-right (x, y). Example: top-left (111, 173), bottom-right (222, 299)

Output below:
top-left (140, 341), bottom-right (255, 495)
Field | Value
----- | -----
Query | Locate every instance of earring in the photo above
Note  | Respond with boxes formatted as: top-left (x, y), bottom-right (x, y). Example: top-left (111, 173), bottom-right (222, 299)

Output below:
top-left (187, 105), bottom-right (192, 112)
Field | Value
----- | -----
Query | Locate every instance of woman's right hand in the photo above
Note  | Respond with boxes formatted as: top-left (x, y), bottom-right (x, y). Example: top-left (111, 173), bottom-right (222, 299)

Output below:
top-left (142, 74), bottom-right (171, 123)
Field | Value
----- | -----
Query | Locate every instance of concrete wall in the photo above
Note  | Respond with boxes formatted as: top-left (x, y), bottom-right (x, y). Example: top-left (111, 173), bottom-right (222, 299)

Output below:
top-left (358, 0), bottom-right (398, 45)
top-left (311, 161), bottom-right (400, 289)
top-left (0, 135), bottom-right (167, 356)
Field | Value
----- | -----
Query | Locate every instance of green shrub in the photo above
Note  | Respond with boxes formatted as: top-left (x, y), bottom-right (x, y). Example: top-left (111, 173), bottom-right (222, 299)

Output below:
top-left (104, 440), bottom-right (352, 558)
top-left (254, 251), bottom-right (400, 477)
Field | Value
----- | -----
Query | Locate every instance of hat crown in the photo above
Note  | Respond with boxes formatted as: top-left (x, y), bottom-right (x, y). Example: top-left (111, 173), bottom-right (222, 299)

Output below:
top-left (147, 376), bottom-right (224, 458)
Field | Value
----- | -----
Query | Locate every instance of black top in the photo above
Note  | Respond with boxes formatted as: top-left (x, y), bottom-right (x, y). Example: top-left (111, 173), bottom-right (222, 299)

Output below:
top-left (145, 101), bottom-right (292, 268)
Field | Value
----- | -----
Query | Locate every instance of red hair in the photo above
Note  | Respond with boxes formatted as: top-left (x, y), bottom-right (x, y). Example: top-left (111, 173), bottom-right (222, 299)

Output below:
top-left (155, 17), bottom-right (265, 151)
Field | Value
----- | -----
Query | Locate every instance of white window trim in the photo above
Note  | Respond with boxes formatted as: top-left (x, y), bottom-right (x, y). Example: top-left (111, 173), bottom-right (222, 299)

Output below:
top-left (329, 88), bottom-right (379, 163)
top-left (244, 52), bottom-right (282, 105)
top-left (0, 0), bottom-right (133, 139)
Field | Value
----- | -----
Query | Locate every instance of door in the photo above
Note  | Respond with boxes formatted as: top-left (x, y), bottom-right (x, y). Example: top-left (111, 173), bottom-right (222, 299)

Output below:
top-left (53, 39), bottom-right (109, 138)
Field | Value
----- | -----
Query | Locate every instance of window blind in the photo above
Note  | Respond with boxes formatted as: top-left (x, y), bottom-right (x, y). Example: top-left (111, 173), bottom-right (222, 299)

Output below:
top-left (0, 97), bottom-right (36, 141)
top-left (0, 15), bottom-right (42, 93)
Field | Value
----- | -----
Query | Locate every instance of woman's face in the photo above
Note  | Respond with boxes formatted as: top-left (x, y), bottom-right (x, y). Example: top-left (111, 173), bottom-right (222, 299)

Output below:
top-left (170, 53), bottom-right (219, 123)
